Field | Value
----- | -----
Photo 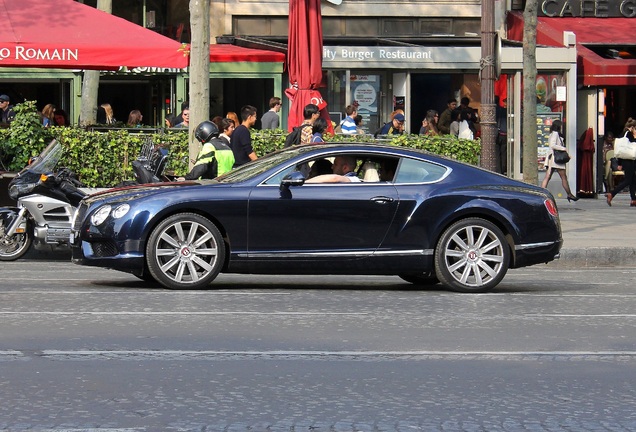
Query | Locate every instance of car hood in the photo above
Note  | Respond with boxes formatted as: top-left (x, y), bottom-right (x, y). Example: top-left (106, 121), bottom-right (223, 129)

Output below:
top-left (82, 181), bottom-right (208, 206)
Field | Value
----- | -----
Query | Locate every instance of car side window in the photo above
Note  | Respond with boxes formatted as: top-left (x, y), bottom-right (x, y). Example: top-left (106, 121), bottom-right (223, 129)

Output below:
top-left (394, 158), bottom-right (447, 184)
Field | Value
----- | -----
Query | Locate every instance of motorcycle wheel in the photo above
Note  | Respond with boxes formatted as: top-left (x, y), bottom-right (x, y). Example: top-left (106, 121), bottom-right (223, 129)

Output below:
top-left (0, 230), bottom-right (32, 261)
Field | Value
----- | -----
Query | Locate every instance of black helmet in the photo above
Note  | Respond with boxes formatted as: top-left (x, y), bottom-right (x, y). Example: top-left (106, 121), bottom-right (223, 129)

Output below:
top-left (194, 121), bottom-right (219, 143)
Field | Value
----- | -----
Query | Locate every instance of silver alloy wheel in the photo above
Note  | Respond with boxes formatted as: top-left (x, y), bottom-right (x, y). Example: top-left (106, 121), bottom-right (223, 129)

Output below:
top-left (146, 213), bottom-right (225, 289)
top-left (0, 231), bottom-right (32, 261)
top-left (434, 218), bottom-right (509, 293)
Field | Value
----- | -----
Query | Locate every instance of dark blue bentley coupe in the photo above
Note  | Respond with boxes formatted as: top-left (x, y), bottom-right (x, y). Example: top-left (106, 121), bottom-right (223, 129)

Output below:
top-left (71, 143), bottom-right (562, 293)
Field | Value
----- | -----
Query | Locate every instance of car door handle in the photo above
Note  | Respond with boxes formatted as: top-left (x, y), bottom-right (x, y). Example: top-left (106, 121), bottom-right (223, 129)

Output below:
top-left (371, 196), bottom-right (395, 204)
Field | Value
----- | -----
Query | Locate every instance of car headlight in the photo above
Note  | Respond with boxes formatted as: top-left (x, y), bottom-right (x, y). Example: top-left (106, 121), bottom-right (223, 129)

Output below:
top-left (111, 203), bottom-right (130, 219)
top-left (90, 205), bottom-right (111, 226)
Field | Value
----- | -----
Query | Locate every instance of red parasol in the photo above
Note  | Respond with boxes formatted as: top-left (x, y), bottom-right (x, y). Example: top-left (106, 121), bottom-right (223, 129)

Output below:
top-left (285, 0), bottom-right (333, 133)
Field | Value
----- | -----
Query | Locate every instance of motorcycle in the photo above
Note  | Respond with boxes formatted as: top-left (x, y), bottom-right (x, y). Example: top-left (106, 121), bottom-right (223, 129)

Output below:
top-left (0, 140), bottom-right (86, 261)
top-left (125, 138), bottom-right (171, 185)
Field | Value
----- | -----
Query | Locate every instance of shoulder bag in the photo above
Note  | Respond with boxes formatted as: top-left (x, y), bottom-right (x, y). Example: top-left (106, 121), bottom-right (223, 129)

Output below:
top-left (613, 132), bottom-right (636, 160)
top-left (552, 136), bottom-right (570, 164)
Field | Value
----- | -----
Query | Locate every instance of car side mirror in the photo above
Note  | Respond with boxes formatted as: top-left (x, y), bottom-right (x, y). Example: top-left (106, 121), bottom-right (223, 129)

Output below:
top-left (280, 171), bottom-right (306, 190)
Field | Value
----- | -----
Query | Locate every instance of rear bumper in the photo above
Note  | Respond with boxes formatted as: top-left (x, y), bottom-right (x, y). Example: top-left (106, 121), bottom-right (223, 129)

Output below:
top-left (513, 238), bottom-right (563, 268)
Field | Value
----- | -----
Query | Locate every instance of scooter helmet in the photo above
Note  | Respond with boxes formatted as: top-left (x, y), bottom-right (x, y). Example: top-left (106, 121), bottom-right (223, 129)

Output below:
top-left (194, 121), bottom-right (219, 143)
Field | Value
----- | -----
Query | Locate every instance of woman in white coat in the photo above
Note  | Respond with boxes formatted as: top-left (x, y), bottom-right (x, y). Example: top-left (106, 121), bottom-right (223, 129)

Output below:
top-left (541, 119), bottom-right (578, 202)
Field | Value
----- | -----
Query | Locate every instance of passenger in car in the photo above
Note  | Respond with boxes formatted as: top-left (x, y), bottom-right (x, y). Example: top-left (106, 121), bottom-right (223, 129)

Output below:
top-left (308, 158), bottom-right (333, 178)
top-left (378, 158), bottom-right (399, 182)
top-left (305, 155), bottom-right (361, 183)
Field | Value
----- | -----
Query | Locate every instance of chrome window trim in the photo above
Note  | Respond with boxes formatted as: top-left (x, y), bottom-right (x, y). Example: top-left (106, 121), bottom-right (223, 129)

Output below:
top-left (258, 149), bottom-right (452, 187)
top-left (515, 241), bottom-right (557, 251)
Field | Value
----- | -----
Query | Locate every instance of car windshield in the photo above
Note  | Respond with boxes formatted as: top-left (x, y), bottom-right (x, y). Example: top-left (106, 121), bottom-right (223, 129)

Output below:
top-left (216, 147), bottom-right (307, 183)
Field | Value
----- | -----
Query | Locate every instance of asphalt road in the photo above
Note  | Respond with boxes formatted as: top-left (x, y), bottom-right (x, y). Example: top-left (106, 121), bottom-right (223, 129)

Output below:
top-left (1, 261), bottom-right (636, 431)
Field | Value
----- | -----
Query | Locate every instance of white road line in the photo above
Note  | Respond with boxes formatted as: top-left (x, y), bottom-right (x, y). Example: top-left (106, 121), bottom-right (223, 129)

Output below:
top-left (36, 349), bottom-right (636, 356)
top-left (0, 291), bottom-right (292, 295)
top-left (0, 311), bottom-right (368, 315)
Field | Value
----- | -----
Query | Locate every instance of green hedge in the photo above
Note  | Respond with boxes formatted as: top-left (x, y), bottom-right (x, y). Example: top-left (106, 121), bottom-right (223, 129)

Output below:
top-left (0, 101), bottom-right (481, 188)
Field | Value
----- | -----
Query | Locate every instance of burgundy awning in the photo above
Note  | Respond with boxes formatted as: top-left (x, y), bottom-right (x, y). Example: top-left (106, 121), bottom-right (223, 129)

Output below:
top-left (507, 12), bottom-right (636, 86)
top-left (210, 45), bottom-right (285, 63)
top-left (0, 0), bottom-right (188, 70)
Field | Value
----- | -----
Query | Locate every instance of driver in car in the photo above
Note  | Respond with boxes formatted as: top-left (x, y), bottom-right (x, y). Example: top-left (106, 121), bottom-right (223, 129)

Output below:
top-left (305, 155), bottom-right (361, 183)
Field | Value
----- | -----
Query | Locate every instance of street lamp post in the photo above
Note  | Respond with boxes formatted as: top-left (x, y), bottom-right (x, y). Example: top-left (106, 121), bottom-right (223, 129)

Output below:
top-left (480, 0), bottom-right (497, 172)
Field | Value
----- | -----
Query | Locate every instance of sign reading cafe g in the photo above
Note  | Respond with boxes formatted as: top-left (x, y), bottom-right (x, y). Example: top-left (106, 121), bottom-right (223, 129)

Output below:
top-left (540, 0), bottom-right (636, 17)
top-left (0, 47), bottom-right (79, 62)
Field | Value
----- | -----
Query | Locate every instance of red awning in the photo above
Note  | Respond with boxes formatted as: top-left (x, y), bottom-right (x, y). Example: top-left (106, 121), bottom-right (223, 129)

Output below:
top-left (507, 12), bottom-right (636, 86)
top-left (0, 0), bottom-right (188, 70)
top-left (210, 45), bottom-right (285, 63)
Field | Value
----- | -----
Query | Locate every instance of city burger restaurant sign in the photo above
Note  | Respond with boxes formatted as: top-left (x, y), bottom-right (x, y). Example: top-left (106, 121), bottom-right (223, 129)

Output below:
top-left (540, 0), bottom-right (636, 17)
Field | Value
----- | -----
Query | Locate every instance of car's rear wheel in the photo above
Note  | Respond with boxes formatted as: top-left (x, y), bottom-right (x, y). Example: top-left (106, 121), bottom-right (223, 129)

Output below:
top-left (399, 272), bottom-right (440, 286)
top-left (434, 217), bottom-right (509, 293)
top-left (146, 213), bottom-right (225, 290)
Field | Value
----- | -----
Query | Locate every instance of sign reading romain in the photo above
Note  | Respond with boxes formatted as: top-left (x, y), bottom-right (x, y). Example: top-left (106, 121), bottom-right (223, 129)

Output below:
top-left (539, 0), bottom-right (636, 17)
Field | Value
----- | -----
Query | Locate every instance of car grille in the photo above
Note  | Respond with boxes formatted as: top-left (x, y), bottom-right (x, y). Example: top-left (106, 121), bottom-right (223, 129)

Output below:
top-left (90, 240), bottom-right (118, 257)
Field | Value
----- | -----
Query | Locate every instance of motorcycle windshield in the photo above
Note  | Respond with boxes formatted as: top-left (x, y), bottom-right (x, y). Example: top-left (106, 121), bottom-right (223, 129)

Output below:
top-left (24, 139), bottom-right (64, 174)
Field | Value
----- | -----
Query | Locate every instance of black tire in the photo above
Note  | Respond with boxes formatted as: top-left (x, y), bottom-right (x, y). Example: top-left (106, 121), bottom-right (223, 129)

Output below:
top-left (399, 272), bottom-right (440, 286)
top-left (0, 230), bottom-right (32, 261)
top-left (434, 217), bottom-right (509, 293)
top-left (146, 213), bottom-right (225, 290)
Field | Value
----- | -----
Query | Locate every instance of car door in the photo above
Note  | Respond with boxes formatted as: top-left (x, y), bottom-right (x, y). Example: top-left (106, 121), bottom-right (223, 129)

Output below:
top-left (246, 165), bottom-right (399, 262)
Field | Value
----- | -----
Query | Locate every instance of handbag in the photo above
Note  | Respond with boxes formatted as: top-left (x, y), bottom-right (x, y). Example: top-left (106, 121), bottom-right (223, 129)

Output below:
top-left (613, 132), bottom-right (636, 160)
top-left (553, 149), bottom-right (570, 164)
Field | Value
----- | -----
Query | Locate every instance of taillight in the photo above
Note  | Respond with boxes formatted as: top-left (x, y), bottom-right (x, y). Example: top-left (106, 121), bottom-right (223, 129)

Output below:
top-left (544, 198), bottom-right (558, 217)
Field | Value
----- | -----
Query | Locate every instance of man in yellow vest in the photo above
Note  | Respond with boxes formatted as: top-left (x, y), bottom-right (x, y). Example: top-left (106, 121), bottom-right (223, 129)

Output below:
top-left (184, 121), bottom-right (235, 180)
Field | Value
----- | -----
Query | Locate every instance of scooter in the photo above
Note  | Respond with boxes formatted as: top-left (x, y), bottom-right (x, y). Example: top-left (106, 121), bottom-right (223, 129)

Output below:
top-left (0, 140), bottom-right (86, 261)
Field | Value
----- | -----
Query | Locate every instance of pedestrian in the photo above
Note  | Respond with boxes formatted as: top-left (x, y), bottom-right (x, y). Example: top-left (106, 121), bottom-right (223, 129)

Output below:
top-left (99, 103), bottom-right (116, 125)
top-left (300, 104), bottom-right (320, 144)
top-left (541, 119), bottom-right (578, 202)
top-left (419, 109), bottom-right (439, 136)
top-left (127, 110), bottom-right (143, 128)
top-left (260, 96), bottom-right (282, 130)
top-left (218, 117), bottom-right (235, 146)
top-left (229, 105), bottom-right (258, 167)
top-left (54, 109), bottom-right (69, 126)
top-left (377, 113), bottom-right (405, 136)
top-left (337, 104), bottom-right (358, 135)
top-left (606, 118), bottom-right (636, 207)
top-left (174, 108), bottom-right (190, 128)
top-left (226, 112), bottom-right (240, 131)
top-left (0, 95), bottom-right (16, 124)
top-left (496, 96), bottom-right (508, 174)
top-left (41, 103), bottom-right (56, 127)
top-left (438, 98), bottom-right (457, 135)
top-left (174, 101), bottom-right (189, 126)
top-left (311, 117), bottom-right (328, 143)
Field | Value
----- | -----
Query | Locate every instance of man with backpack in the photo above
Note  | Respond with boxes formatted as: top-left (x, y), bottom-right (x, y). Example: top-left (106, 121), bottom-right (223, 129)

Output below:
top-left (284, 103), bottom-right (320, 147)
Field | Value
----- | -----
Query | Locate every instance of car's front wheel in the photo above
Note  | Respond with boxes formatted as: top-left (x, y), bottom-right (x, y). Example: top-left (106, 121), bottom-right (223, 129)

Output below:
top-left (146, 213), bottom-right (225, 290)
top-left (434, 218), bottom-right (509, 293)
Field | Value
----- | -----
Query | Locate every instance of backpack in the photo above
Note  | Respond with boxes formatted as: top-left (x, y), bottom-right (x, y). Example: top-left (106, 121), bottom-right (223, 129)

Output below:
top-left (373, 122), bottom-right (391, 138)
top-left (284, 125), bottom-right (304, 148)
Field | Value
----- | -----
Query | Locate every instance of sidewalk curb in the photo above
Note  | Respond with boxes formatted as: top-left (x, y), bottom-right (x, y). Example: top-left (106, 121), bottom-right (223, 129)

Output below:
top-left (548, 247), bottom-right (636, 268)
